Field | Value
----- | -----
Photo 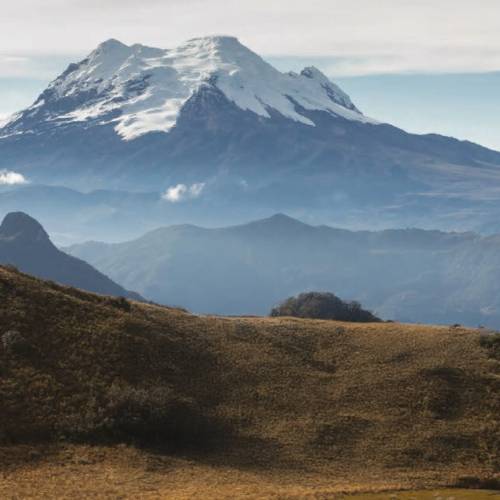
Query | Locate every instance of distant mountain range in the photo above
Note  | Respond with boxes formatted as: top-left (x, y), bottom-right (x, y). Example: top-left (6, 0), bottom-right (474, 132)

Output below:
top-left (0, 184), bottom-right (276, 245)
top-left (1, 36), bottom-right (500, 233)
top-left (66, 213), bottom-right (500, 328)
top-left (0, 211), bottom-right (141, 299)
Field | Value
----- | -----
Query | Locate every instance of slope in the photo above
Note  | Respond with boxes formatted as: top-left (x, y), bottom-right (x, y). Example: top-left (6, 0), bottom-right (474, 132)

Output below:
top-left (0, 265), bottom-right (498, 497)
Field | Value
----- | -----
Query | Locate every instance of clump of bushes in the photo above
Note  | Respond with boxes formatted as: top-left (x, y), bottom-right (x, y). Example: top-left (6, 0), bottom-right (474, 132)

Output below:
top-left (104, 296), bottom-right (131, 312)
top-left (1, 330), bottom-right (32, 357)
top-left (47, 383), bottom-right (228, 449)
top-left (103, 384), bottom-right (220, 445)
top-left (455, 476), bottom-right (500, 490)
top-left (270, 292), bottom-right (381, 323)
top-left (479, 331), bottom-right (500, 360)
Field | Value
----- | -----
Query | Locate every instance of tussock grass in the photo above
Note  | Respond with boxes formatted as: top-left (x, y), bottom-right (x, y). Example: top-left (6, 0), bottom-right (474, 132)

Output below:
top-left (0, 265), bottom-right (499, 497)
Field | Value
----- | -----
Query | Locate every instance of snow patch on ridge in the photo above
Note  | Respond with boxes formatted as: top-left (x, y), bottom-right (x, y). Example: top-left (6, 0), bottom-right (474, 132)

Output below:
top-left (0, 112), bottom-right (19, 132)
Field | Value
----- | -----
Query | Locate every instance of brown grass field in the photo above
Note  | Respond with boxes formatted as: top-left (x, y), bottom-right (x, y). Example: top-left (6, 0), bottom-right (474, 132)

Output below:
top-left (0, 265), bottom-right (499, 498)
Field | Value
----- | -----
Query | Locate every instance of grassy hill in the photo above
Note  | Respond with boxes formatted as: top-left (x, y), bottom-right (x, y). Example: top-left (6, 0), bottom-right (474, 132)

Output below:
top-left (0, 265), bottom-right (499, 497)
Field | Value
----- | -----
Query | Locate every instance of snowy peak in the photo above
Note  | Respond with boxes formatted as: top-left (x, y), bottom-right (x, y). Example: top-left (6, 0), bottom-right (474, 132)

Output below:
top-left (174, 35), bottom-right (264, 67)
top-left (3, 36), bottom-right (375, 141)
top-left (185, 35), bottom-right (246, 52)
top-left (300, 66), bottom-right (359, 112)
top-left (95, 38), bottom-right (129, 52)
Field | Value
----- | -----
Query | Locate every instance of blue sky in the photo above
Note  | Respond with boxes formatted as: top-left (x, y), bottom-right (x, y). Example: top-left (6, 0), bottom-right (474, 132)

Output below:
top-left (337, 73), bottom-right (500, 152)
top-left (1, 0), bottom-right (499, 150)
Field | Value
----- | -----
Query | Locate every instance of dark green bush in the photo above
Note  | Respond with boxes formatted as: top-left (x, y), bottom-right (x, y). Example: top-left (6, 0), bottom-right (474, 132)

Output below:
top-left (101, 383), bottom-right (225, 447)
top-left (1, 330), bottom-right (31, 356)
top-left (270, 292), bottom-right (381, 322)
top-left (104, 296), bottom-right (131, 312)
top-left (479, 332), bottom-right (500, 360)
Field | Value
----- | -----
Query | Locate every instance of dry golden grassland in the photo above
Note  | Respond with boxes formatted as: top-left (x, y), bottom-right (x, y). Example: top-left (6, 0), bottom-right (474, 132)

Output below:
top-left (0, 266), bottom-right (499, 498)
top-left (1, 444), bottom-right (499, 498)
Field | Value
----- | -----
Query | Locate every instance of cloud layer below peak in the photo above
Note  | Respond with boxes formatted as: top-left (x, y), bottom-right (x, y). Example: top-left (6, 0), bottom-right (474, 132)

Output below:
top-left (162, 183), bottom-right (205, 203)
top-left (0, 170), bottom-right (28, 185)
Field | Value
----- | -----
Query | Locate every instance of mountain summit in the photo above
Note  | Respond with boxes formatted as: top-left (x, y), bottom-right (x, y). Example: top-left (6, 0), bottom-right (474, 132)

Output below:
top-left (0, 212), bottom-right (49, 243)
top-left (2, 36), bottom-right (370, 141)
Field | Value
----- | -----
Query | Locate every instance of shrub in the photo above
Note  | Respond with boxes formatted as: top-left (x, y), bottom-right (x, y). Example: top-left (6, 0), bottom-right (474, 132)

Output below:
top-left (1, 330), bottom-right (31, 356)
top-left (479, 332), bottom-right (500, 360)
top-left (101, 383), bottom-right (224, 447)
top-left (270, 292), bottom-right (381, 322)
top-left (104, 296), bottom-right (131, 312)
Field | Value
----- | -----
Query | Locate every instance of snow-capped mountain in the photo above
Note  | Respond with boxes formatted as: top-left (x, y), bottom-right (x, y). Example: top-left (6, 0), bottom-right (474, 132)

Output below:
top-left (2, 36), bottom-right (373, 141)
top-left (1, 35), bottom-right (500, 234)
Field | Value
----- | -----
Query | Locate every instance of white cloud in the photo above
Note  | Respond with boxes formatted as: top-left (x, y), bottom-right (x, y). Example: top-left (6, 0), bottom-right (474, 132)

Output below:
top-left (162, 182), bottom-right (205, 203)
top-left (188, 182), bottom-right (205, 198)
top-left (318, 47), bottom-right (500, 77)
top-left (0, 170), bottom-right (27, 185)
top-left (0, 114), bottom-right (11, 126)
top-left (2, 55), bottom-right (29, 63)
top-left (0, 0), bottom-right (499, 76)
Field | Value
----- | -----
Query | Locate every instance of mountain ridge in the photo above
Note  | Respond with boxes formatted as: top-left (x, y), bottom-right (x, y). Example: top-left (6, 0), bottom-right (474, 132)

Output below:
top-left (65, 213), bottom-right (500, 326)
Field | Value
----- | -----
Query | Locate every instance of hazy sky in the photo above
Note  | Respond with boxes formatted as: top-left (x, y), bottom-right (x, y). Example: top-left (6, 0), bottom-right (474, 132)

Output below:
top-left (1, 0), bottom-right (499, 149)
